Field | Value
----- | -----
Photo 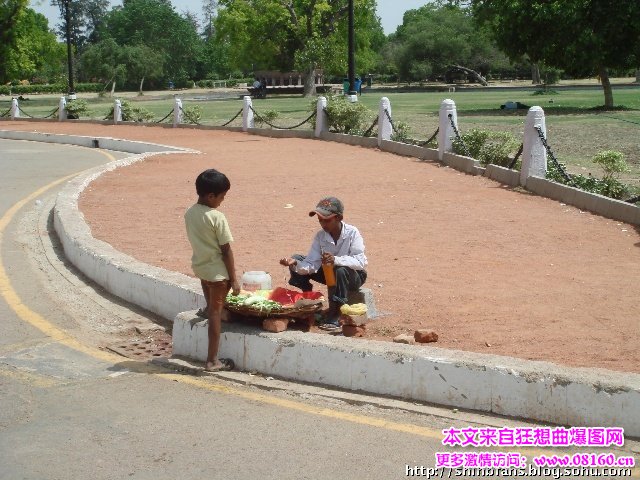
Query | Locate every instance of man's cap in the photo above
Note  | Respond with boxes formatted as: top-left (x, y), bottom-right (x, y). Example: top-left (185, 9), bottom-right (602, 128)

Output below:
top-left (309, 197), bottom-right (344, 218)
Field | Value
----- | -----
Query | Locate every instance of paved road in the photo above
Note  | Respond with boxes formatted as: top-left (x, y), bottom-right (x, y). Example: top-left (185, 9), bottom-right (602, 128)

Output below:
top-left (1, 139), bottom-right (637, 480)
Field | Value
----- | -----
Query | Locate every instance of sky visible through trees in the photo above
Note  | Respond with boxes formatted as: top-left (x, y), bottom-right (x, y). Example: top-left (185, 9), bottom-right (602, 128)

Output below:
top-left (30, 0), bottom-right (430, 35)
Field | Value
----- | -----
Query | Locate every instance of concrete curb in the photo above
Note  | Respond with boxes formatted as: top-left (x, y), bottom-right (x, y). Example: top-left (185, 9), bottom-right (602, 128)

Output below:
top-left (2, 127), bottom-right (640, 435)
top-left (174, 312), bottom-right (640, 436)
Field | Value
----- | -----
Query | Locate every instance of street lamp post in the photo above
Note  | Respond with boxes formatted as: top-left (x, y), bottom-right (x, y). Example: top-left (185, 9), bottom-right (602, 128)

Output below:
top-left (348, 0), bottom-right (356, 96)
top-left (59, 0), bottom-right (75, 97)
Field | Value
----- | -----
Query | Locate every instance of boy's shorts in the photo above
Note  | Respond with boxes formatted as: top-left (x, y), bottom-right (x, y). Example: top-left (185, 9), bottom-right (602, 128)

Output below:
top-left (202, 279), bottom-right (230, 309)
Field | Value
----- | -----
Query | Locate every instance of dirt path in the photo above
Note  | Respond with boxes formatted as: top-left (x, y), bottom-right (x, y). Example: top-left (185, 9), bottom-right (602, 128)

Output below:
top-left (5, 121), bottom-right (640, 373)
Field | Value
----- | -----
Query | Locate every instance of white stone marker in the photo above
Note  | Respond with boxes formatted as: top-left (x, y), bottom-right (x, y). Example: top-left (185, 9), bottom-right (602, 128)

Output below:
top-left (242, 96), bottom-right (254, 131)
top-left (10, 98), bottom-right (19, 120)
top-left (58, 97), bottom-right (67, 121)
top-left (173, 98), bottom-right (182, 127)
top-left (114, 99), bottom-right (122, 124)
top-left (315, 96), bottom-right (328, 138)
top-left (520, 106), bottom-right (547, 187)
top-left (378, 96), bottom-right (392, 147)
top-left (438, 99), bottom-right (457, 161)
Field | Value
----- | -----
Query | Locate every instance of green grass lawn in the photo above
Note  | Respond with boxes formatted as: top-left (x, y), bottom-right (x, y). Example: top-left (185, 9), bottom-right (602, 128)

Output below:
top-left (2, 86), bottom-right (639, 190)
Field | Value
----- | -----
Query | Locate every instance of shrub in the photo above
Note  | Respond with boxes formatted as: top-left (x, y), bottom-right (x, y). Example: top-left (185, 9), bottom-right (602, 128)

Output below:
top-left (182, 105), bottom-right (202, 125)
top-left (309, 95), bottom-right (373, 134)
top-left (546, 150), bottom-right (631, 200)
top-left (452, 128), bottom-right (520, 167)
top-left (106, 100), bottom-right (154, 122)
top-left (390, 121), bottom-right (410, 143)
top-left (254, 109), bottom-right (279, 128)
top-left (64, 99), bottom-right (90, 119)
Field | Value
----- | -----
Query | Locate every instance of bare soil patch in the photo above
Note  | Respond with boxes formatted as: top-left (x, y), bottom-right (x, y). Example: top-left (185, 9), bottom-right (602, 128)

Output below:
top-left (6, 121), bottom-right (640, 374)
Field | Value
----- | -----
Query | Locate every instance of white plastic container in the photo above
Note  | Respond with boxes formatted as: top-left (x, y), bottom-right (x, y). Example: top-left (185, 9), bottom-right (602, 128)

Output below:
top-left (241, 271), bottom-right (272, 292)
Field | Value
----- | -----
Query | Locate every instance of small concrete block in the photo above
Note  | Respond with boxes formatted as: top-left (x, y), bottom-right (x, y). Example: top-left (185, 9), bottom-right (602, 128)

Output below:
top-left (342, 325), bottom-right (366, 337)
top-left (414, 329), bottom-right (438, 343)
top-left (393, 334), bottom-right (415, 345)
top-left (262, 318), bottom-right (289, 333)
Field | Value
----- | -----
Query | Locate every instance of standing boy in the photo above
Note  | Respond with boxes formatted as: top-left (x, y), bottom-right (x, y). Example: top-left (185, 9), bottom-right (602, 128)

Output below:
top-left (184, 169), bottom-right (240, 371)
top-left (279, 197), bottom-right (367, 332)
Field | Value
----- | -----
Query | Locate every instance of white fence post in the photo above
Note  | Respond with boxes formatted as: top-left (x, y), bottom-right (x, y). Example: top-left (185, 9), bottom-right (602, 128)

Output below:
top-left (315, 96), bottom-right (328, 138)
top-left (10, 98), bottom-right (19, 120)
top-left (438, 99), bottom-right (457, 161)
top-left (242, 96), bottom-right (254, 131)
top-left (173, 98), bottom-right (182, 127)
top-left (114, 99), bottom-right (122, 124)
top-left (58, 97), bottom-right (67, 121)
top-left (520, 106), bottom-right (547, 186)
top-left (378, 97), bottom-right (392, 147)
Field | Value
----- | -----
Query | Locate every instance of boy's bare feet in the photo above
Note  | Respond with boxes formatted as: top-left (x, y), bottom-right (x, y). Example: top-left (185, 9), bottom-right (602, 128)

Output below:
top-left (204, 358), bottom-right (234, 372)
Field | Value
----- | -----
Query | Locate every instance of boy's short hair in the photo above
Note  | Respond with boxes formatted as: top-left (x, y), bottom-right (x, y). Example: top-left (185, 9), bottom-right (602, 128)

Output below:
top-left (195, 169), bottom-right (230, 196)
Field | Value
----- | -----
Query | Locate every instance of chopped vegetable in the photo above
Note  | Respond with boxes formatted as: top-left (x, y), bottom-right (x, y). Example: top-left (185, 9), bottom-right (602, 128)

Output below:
top-left (226, 293), bottom-right (283, 313)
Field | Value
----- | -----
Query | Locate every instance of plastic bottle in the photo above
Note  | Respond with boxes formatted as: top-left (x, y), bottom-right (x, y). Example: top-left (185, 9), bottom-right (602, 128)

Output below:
top-left (320, 248), bottom-right (336, 287)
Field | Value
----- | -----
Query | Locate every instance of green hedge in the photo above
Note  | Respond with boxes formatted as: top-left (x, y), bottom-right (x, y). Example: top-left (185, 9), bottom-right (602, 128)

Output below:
top-left (0, 83), bottom-right (103, 95)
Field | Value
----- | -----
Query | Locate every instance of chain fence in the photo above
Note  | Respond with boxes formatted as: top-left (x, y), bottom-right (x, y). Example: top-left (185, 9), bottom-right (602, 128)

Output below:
top-left (249, 106), bottom-right (316, 130)
top-left (534, 126), bottom-right (576, 187)
top-left (0, 109), bottom-right (10, 118)
top-left (178, 105), bottom-right (201, 125)
top-left (508, 143), bottom-right (524, 169)
top-left (362, 117), bottom-right (378, 137)
top-left (220, 108), bottom-right (243, 127)
top-left (448, 114), bottom-right (470, 157)
top-left (154, 109), bottom-right (174, 124)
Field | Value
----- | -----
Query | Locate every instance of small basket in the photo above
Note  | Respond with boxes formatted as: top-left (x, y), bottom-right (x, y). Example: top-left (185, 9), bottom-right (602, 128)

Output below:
top-left (225, 302), bottom-right (322, 319)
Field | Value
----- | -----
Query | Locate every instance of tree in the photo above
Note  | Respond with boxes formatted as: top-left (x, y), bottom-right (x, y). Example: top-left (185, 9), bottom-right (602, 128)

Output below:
top-left (389, 4), bottom-right (510, 84)
top-left (51, 0), bottom-right (110, 52)
top-left (0, 4), bottom-right (66, 83)
top-left (472, 0), bottom-right (640, 107)
top-left (214, 0), bottom-right (382, 95)
top-left (0, 0), bottom-right (28, 82)
top-left (101, 0), bottom-right (202, 87)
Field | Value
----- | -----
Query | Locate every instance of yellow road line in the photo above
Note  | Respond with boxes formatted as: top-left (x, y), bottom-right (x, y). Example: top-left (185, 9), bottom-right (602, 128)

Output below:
top-left (0, 169), bottom-right (121, 364)
top-left (0, 365), bottom-right (63, 388)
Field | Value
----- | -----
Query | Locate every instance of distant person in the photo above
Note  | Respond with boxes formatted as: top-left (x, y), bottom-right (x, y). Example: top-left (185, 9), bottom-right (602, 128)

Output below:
top-left (252, 77), bottom-right (261, 98)
top-left (260, 77), bottom-right (268, 99)
top-left (279, 197), bottom-right (367, 332)
top-left (184, 169), bottom-right (240, 371)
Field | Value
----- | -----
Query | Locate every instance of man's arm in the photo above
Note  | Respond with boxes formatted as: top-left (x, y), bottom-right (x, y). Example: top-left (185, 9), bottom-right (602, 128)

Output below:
top-left (334, 228), bottom-right (367, 270)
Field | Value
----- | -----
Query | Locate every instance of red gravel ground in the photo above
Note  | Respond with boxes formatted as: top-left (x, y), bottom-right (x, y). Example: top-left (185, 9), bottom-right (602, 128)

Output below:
top-left (6, 121), bottom-right (640, 373)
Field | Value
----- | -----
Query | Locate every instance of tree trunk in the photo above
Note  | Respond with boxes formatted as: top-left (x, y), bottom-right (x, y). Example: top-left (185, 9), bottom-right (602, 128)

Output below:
top-left (599, 67), bottom-right (614, 108)
top-left (303, 66), bottom-right (317, 97)
top-left (531, 64), bottom-right (541, 84)
top-left (110, 80), bottom-right (116, 97)
top-left (138, 76), bottom-right (145, 96)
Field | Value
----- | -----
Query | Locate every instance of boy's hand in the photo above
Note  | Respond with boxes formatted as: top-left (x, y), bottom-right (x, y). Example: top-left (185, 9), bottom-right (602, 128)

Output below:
top-left (230, 279), bottom-right (241, 295)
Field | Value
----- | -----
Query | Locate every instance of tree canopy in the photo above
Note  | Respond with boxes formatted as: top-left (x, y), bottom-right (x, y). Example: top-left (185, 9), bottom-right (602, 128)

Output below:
top-left (97, 0), bottom-right (203, 86)
top-left (472, 0), bottom-right (640, 106)
top-left (386, 3), bottom-right (514, 83)
top-left (0, 2), bottom-right (65, 83)
top-left (214, 0), bottom-right (384, 93)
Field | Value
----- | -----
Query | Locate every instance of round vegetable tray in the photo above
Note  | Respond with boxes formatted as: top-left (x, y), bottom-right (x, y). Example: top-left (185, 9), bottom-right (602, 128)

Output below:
top-left (224, 302), bottom-right (322, 319)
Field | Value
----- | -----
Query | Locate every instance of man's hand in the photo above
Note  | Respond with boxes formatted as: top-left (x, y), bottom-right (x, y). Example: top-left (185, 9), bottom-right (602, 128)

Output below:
top-left (279, 257), bottom-right (296, 267)
top-left (230, 279), bottom-right (241, 295)
top-left (321, 252), bottom-right (334, 265)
